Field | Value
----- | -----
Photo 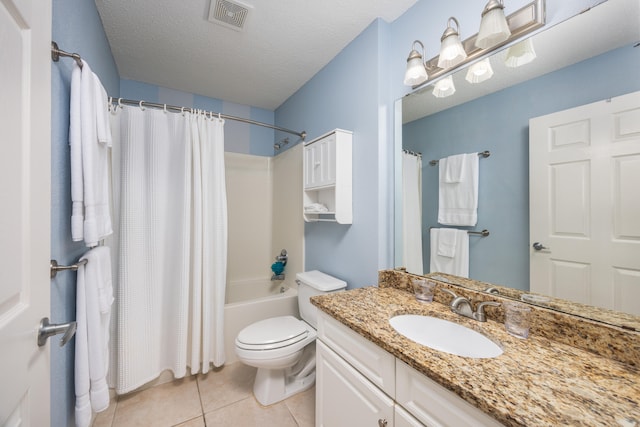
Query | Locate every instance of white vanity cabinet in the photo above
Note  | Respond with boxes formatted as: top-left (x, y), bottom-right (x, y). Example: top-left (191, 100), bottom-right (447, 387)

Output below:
top-left (303, 129), bottom-right (352, 224)
top-left (316, 311), bottom-right (504, 427)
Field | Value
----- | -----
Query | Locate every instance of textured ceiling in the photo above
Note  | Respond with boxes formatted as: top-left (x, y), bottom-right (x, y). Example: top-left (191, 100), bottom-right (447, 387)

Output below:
top-left (96, 0), bottom-right (417, 110)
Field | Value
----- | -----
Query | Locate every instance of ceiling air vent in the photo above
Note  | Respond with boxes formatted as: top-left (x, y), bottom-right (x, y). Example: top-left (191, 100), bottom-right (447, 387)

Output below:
top-left (208, 0), bottom-right (252, 32)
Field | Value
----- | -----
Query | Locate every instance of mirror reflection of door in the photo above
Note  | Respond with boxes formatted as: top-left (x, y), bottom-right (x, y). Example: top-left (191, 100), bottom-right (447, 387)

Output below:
top-left (529, 90), bottom-right (640, 315)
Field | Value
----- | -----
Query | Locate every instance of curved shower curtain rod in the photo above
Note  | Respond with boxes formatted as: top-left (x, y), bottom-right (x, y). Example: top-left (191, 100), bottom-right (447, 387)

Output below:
top-left (51, 42), bottom-right (307, 141)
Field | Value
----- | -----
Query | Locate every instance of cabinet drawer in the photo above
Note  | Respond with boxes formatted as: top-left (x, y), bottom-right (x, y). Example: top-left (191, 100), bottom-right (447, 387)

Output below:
top-left (396, 360), bottom-right (504, 427)
top-left (317, 311), bottom-right (396, 397)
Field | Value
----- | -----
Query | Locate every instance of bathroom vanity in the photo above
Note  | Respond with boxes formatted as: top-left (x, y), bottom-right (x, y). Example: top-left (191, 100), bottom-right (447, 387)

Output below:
top-left (311, 270), bottom-right (640, 426)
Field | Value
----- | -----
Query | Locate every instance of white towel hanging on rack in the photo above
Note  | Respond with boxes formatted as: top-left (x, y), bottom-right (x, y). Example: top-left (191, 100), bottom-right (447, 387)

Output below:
top-left (438, 153), bottom-right (479, 226)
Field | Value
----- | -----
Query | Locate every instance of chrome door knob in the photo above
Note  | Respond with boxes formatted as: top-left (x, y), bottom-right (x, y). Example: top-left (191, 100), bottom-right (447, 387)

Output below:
top-left (532, 242), bottom-right (549, 251)
top-left (37, 317), bottom-right (77, 347)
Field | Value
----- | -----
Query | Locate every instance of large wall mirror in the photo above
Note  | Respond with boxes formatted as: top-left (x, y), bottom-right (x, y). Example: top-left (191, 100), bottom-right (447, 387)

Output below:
top-left (396, 0), bottom-right (640, 330)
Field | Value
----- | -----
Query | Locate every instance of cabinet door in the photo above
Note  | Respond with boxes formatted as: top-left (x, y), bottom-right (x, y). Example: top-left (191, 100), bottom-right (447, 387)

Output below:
top-left (319, 134), bottom-right (336, 186)
top-left (304, 134), bottom-right (337, 189)
top-left (317, 340), bottom-right (394, 427)
top-left (304, 143), bottom-right (317, 188)
top-left (395, 405), bottom-right (425, 427)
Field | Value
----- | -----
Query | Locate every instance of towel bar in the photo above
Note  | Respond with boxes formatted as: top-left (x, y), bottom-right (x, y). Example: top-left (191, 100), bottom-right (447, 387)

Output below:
top-left (50, 259), bottom-right (88, 279)
top-left (429, 150), bottom-right (490, 166)
top-left (429, 228), bottom-right (490, 237)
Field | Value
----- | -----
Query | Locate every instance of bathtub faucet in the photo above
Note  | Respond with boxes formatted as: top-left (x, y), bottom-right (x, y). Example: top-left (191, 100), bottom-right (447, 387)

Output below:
top-left (275, 249), bottom-right (288, 266)
top-left (271, 249), bottom-right (287, 281)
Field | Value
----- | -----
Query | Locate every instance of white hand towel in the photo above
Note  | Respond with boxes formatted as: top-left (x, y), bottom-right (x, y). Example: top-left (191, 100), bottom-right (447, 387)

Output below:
top-left (75, 246), bottom-right (113, 427)
top-left (430, 228), bottom-right (469, 277)
top-left (443, 153), bottom-right (466, 183)
top-left (80, 61), bottom-right (113, 247)
top-left (438, 153), bottom-right (479, 226)
top-left (70, 63), bottom-right (84, 242)
top-left (436, 228), bottom-right (458, 258)
top-left (94, 77), bottom-right (112, 147)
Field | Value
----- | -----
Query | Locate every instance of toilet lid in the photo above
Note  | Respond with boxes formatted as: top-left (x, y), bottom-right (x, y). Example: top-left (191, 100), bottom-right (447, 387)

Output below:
top-left (237, 316), bottom-right (309, 348)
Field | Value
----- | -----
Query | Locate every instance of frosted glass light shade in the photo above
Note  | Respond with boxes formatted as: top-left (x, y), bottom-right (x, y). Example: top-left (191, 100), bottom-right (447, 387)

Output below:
top-left (476, 1), bottom-right (511, 49)
top-left (438, 34), bottom-right (467, 69)
top-left (465, 58), bottom-right (494, 83)
top-left (505, 38), bottom-right (536, 67)
top-left (404, 55), bottom-right (428, 86)
top-left (432, 76), bottom-right (456, 98)
top-left (437, 17), bottom-right (467, 69)
top-left (404, 41), bottom-right (428, 86)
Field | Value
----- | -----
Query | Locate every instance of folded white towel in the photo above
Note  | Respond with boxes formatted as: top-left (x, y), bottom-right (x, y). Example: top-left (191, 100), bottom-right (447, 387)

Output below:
top-left (304, 203), bottom-right (329, 213)
top-left (75, 246), bottom-right (113, 427)
top-left (430, 228), bottom-right (469, 277)
top-left (436, 228), bottom-right (458, 258)
top-left (443, 153), bottom-right (466, 183)
top-left (70, 63), bottom-right (84, 242)
top-left (438, 153), bottom-right (479, 226)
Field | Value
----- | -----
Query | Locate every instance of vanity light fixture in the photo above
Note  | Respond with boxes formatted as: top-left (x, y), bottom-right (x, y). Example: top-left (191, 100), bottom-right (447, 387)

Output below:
top-left (404, 0), bottom-right (544, 89)
top-left (465, 58), bottom-right (494, 83)
top-left (476, 0), bottom-right (511, 49)
top-left (437, 17), bottom-right (467, 69)
top-left (403, 40), bottom-right (429, 86)
top-left (504, 37), bottom-right (537, 67)
top-left (432, 75), bottom-right (456, 98)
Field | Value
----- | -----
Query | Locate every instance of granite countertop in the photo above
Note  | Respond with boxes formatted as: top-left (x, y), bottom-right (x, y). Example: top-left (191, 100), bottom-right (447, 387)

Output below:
top-left (312, 286), bottom-right (640, 427)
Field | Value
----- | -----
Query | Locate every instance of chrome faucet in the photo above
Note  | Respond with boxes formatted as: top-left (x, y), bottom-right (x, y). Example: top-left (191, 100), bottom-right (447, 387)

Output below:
top-left (438, 288), bottom-right (500, 322)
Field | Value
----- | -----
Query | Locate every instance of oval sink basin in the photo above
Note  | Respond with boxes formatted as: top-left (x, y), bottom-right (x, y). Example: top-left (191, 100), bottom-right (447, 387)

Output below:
top-left (389, 314), bottom-right (502, 359)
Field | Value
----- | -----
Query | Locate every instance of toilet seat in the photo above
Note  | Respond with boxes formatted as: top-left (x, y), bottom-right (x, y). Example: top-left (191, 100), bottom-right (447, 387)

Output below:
top-left (236, 316), bottom-right (310, 351)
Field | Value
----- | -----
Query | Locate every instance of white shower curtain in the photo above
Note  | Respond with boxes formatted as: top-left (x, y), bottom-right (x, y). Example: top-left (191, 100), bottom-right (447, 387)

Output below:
top-left (107, 106), bottom-right (227, 394)
top-left (402, 152), bottom-right (424, 274)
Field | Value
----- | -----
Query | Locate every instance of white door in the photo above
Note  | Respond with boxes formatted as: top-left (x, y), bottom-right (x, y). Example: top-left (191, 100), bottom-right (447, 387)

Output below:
top-left (529, 91), bottom-right (640, 315)
top-left (0, 0), bottom-right (52, 425)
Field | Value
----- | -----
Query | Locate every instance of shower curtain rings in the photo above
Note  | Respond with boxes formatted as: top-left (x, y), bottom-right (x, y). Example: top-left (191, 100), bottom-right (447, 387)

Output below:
top-left (139, 100), bottom-right (146, 111)
top-left (118, 98), bottom-right (123, 110)
top-left (163, 104), bottom-right (168, 113)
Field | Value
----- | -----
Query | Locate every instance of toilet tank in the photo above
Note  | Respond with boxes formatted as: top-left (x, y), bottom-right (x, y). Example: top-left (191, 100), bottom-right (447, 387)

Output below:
top-left (296, 270), bottom-right (347, 328)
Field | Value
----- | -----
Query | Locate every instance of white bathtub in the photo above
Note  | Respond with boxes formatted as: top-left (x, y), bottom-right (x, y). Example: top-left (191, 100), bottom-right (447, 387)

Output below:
top-left (224, 278), bottom-right (299, 364)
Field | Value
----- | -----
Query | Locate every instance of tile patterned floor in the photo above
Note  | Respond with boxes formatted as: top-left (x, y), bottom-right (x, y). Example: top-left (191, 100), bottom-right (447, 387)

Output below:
top-left (92, 362), bottom-right (315, 427)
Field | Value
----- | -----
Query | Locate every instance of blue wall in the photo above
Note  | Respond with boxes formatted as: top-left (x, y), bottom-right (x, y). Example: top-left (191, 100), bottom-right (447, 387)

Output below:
top-left (275, 0), bottom-right (606, 290)
top-left (51, 1), bottom-right (119, 426)
top-left (276, 20), bottom-right (388, 289)
top-left (403, 45), bottom-right (640, 290)
top-left (120, 80), bottom-right (276, 156)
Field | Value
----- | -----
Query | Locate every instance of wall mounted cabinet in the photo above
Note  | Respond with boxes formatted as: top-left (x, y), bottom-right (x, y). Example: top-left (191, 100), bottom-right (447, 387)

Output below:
top-left (303, 129), bottom-right (352, 224)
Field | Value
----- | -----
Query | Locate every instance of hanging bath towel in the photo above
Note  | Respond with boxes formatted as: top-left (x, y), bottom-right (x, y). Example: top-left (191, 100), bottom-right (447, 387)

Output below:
top-left (75, 246), bottom-right (113, 427)
top-left (429, 228), bottom-right (469, 277)
top-left (438, 153), bottom-right (479, 226)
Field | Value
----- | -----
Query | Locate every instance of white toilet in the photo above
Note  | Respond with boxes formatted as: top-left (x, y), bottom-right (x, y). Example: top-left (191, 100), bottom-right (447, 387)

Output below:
top-left (235, 270), bottom-right (346, 406)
